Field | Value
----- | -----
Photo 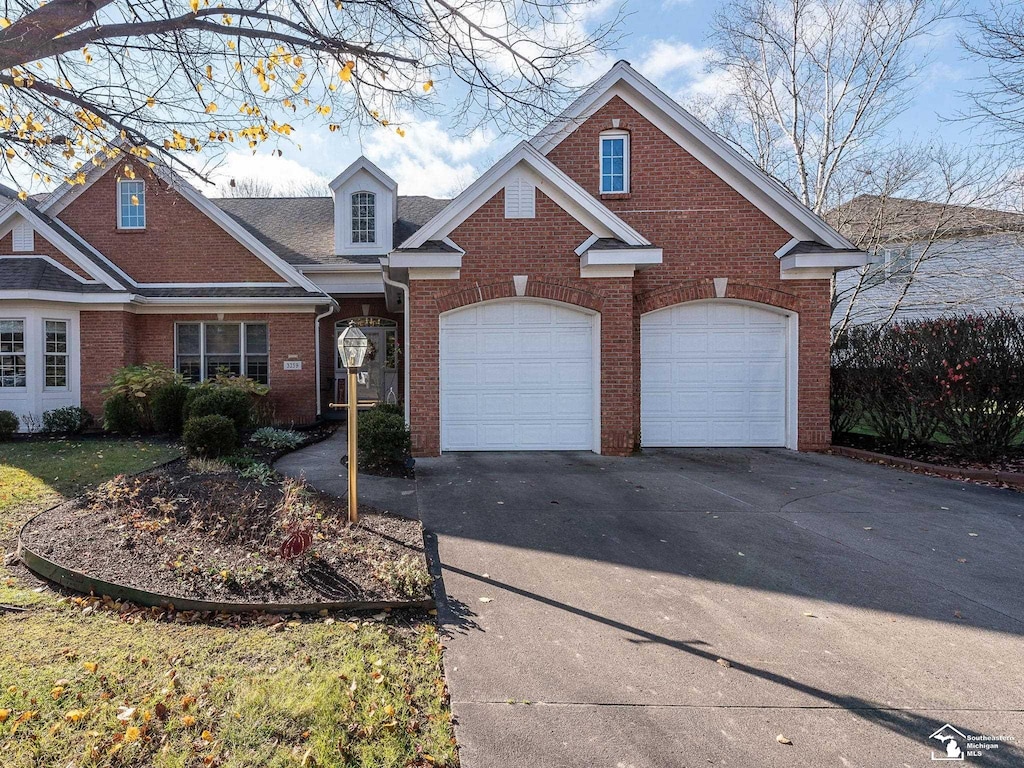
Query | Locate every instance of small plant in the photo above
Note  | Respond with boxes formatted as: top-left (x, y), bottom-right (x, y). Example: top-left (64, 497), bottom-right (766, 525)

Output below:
top-left (279, 529), bottom-right (314, 560)
top-left (42, 406), bottom-right (93, 435)
top-left (373, 554), bottom-right (432, 598)
top-left (19, 411), bottom-right (42, 433)
top-left (103, 394), bottom-right (141, 435)
top-left (250, 427), bottom-right (304, 450)
top-left (0, 409), bottom-right (19, 440)
top-left (152, 382), bottom-right (189, 435)
top-left (184, 388), bottom-right (253, 432)
top-left (202, 372), bottom-right (270, 397)
top-left (103, 363), bottom-right (183, 431)
top-left (187, 457), bottom-right (232, 474)
top-left (358, 405), bottom-right (412, 475)
top-left (182, 414), bottom-right (239, 457)
top-left (239, 461), bottom-right (276, 485)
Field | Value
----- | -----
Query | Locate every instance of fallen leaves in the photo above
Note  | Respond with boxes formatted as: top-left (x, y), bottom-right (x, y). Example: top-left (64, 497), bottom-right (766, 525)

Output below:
top-left (715, 658), bottom-right (731, 668)
top-left (82, 661), bottom-right (99, 674)
top-left (64, 709), bottom-right (88, 723)
top-left (777, 734), bottom-right (793, 745)
top-left (478, 597), bottom-right (492, 603)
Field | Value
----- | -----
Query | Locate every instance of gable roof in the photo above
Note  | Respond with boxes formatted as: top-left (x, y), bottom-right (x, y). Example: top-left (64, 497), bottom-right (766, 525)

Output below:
top-left (531, 60), bottom-right (855, 251)
top-left (33, 146), bottom-right (324, 293)
top-left (399, 141), bottom-right (651, 250)
top-left (828, 195), bottom-right (1024, 246)
top-left (214, 196), bottom-right (449, 266)
top-left (329, 156), bottom-right (398, 196)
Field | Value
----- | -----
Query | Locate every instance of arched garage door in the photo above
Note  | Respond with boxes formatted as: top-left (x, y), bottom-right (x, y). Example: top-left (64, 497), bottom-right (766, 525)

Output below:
top-left (440, 299), bottom-right (597, 451)
top-left (641, 301), bottom-right (791, 447)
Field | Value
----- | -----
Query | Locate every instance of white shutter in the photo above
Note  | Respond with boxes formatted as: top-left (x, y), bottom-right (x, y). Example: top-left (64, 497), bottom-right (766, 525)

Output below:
top-left (12, 221), bottom-right (34, 252)
top-left (504, 176), bottom-right (535, 219)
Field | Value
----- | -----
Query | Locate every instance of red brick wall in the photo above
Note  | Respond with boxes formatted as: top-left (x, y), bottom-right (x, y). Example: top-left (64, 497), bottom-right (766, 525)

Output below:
top-left (58, 162), bottom-right (285, 284)
top-left (80, 310), bottom-right (318, 425)
top-left (0, 232), bottom-right (93, 280)
top-left (406, 96), bottom-right (833, 455)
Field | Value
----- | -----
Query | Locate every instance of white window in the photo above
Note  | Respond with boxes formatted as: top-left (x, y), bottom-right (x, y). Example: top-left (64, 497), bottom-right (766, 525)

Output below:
top-left (118, 179), bottom-right (146, 229)
top-left (0, 320), bottom-right (26, 388)
top-left (175, 322), bottom-right (269, 385)
top-left (44, 320), bottom-right (68, 389)
top-left (600, 131), bottom-right (629, 194)
top-left (351, 191), bottom-right (376, 244)
top-left (12, 221), bottom-right (34, 251)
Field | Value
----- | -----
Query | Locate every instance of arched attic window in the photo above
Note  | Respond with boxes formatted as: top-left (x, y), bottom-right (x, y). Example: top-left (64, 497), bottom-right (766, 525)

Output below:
top-left (351, 191), bottom-right (376, 244)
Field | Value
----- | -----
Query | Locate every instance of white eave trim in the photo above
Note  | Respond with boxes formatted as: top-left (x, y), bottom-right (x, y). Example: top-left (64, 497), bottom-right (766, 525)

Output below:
top-left (297, 263), bottom-right (384, 273)
top-left (780, 252), bottom-right (868, 271)
top-left (0, 290), bottom-right (131, 303)
top-left (130, 295), bottom-right (327, 306)
top-left (388, 251), bottom-right (463, 269)
top-left (399, 141), bottom-right (651, 250)
top-left (581, 248), bottom-right (663, 267)
top-left (531, 61), bottom-right (856, 251)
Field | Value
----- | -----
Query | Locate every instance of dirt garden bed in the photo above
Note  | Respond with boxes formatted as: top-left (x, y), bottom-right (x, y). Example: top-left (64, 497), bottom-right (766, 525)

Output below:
top-left (18, 457), bottom-right (433, 610)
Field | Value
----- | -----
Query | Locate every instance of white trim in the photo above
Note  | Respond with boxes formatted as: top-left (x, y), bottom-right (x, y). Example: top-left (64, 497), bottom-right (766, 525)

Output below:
top-left (599, 129), bottom-right (630, 194)
top-left (574, 234), bottom-right (601, 256)
top-left (438, 297), bottom-right (602, 454)
top-left (779, 252), bottom-right (869, 271)
top-left (639, 298), bottom-right (799, 450)
top-left (12, 220), bottom-right (33, 251)
top-left (116, 178), bottom-right (147, 230)
top-left (297, 263), bottom-right (385, 273)
top-left (134, 282), bottom-right (295, 288)
top-left (329, 156), bottom-right (398, 198)
top-left (579, 263), bottom-right (636, 279)
top-left (774, 237), bottom-right (802, 259)
top-left (41, 317), bottom-right (71, 392)
top-left (380, 258), bottom-right (411, 425)
top-left (582, 248), bottom-right (662, 266)
top-left (0, 290), bottom-right (131, 304)
top-left (131, 295), bottom-right (326, 306)
top-left (780, 266), bottom-right (835, 281)
top-left (531, 61), bottom-right (855, 250)
top-left (0, 254), bottom-right (99, 284)
top-left (388, 252), bottom-right (463, 269)
top-left (400, 141), bottom-right (651, 250)
top-left (130, 303), bottom-right (322, 314)
top-left (0, 205), bottom-right (124, 289)
top-left (407, 267), bottom-right (461, 281)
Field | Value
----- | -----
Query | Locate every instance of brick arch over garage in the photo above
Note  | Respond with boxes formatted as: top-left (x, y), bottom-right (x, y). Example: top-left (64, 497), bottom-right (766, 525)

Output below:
top-left (638, 279), bottom-right (800, 315)
top-left (434, 277), bottom-right (605, 315)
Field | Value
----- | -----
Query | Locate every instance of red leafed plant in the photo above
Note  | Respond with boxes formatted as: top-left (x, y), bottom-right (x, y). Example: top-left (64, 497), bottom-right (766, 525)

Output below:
top-left (280, 529), bottom-right (314, 560)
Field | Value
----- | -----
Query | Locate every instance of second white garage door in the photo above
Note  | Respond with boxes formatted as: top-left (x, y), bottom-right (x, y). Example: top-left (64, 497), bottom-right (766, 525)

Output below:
top-left (440, 300), bottom-right (596, 451)
top-left (641, 301), bottom-right (790, 447)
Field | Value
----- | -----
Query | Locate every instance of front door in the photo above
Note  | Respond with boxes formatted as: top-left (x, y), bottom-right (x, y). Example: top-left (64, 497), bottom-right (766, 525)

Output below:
top-left (334, 319), bottom-right (399, 406)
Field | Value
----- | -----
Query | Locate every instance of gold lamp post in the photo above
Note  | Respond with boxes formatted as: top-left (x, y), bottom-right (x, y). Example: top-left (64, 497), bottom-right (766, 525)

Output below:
top-left (337, 322), bottom-right (370, 524)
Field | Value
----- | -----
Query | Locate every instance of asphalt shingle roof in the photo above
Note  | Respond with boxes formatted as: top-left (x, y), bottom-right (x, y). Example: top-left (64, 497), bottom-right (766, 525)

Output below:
top-left (212, 195), bottom-right (450, 266)
top-left (0, 257), bottom-right (113, 293)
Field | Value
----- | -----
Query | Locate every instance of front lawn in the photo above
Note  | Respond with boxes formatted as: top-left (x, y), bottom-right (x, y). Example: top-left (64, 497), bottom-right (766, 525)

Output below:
top-left (0, 438), bottom-right (457, 767)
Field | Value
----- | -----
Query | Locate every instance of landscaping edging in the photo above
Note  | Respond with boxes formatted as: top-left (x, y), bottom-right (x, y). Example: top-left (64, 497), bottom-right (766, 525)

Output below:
top-left (829, 445), bottom-right (1024, 490)
top-left (17, 515), bottom-right (434, 614)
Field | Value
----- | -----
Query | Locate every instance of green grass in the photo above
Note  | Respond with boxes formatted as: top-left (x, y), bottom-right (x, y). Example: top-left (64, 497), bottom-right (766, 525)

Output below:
top-left (0, 438), bottom-right (457, 767)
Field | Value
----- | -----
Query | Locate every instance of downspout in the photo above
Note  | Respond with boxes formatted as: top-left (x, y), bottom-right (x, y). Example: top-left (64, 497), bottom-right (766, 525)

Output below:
top-left (380, 257), bottom-right (411, 426)
top-left (314, 297), bottom-right (339, 419)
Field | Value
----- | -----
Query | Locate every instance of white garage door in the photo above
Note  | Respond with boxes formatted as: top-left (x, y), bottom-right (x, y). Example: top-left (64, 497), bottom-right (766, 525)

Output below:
top-left (641, 302), bottom-right (789, 447)
top-left (440, 300), bottom-right (596, 451)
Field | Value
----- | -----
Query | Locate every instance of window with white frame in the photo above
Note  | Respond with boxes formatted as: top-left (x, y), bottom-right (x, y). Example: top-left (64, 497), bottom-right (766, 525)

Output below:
top-left (44, 320), bottom-right (69, 389)
top-left (118, 179), bottom-right (146, 229)
top-left (600, 131), bottom-right (629, 194)
top-left (0, 320), bottom-right (26, 388)
top-left (175, 322), bottom-right (269, 385)
top-left (351, 191), bottom-right (376, 244)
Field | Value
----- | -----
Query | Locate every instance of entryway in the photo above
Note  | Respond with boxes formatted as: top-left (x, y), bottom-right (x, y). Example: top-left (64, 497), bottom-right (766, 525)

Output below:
top-left (333, 317), bottom-right (399, 407)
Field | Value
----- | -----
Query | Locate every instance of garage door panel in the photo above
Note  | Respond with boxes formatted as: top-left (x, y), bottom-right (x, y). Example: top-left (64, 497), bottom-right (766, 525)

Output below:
top-left (641, 302), bottom-right (789, 448)
top-left (441, 300), bottom-right (595, 451)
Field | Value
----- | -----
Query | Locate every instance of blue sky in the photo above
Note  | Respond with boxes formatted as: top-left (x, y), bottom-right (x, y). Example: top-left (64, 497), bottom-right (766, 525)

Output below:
top-left (205, 0), bottom-right (996, 199)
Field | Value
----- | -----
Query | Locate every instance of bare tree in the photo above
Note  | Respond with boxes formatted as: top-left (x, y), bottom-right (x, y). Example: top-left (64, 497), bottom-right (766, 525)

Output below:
top-left (216, 175), bottom-right (330, 196)
top-left (0, 0), bottom-right (621, 191)
top-left (961, 1), bottom-right (1024, 142)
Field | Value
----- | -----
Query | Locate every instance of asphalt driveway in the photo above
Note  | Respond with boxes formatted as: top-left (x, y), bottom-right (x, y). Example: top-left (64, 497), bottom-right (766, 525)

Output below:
top-left (415, 449), bottom-right (1024, 767)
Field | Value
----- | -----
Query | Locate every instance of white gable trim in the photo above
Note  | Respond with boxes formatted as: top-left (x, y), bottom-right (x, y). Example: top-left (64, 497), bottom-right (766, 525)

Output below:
top-left (35, 149), bottom-right (325, 294)
top-left (329, 156), bottom-right (398, 198)
top-left (531, 61), bottom-right (855, 251)
top-left (401, 142), bottom-right (651, 250)
top-left (0, 204), bottom-right (124, 289)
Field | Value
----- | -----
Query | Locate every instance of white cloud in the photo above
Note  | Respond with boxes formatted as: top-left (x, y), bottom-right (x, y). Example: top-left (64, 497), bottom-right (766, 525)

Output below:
top-left (201, 150), bottom-right (330, 195)
top-left (638, 40), bottom-right (707, 81)
top-left (634, 39), bottom-right (736, 106)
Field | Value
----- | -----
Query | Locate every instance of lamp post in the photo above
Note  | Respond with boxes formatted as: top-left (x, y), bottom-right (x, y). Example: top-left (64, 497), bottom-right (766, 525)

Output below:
top-left (337, 322), bottom-right (369, 524)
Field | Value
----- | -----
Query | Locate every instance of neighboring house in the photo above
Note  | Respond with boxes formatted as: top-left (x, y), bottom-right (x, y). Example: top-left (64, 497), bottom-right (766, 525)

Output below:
top-left (830, 195), bottom-right (1024, 327)
top-left (0, 61), bottom-right (866, 454)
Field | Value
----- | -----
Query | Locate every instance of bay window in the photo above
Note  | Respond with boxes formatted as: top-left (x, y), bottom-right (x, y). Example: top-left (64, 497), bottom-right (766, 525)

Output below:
top-left (44, 320), bottom-right (69, 389)
top-left (0, 320), bottom-right (26, 388)
top-left (175, 322), bottom-right (269, 385)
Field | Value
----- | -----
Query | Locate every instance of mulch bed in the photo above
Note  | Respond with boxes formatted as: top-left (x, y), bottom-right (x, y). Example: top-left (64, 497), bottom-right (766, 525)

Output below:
top-left (20, 458), bottom-right (432, 606)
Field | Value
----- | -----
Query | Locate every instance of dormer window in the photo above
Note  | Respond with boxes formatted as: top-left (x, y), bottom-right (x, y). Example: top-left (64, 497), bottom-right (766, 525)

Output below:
top-left (118, 179), bottom-right (146, 229)
top-left (600, 131), bottom-right (629, 194)
top-left (351, 192), bottom-right (376, 244)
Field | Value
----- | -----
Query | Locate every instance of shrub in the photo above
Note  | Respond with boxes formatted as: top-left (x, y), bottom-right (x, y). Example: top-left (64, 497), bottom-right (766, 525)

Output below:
top-left (42, 406), bottom-right (93, 435)
top-left (202, 372), bottom-right (270, 397)
top-left (151, 382), bottom-right (190, 435)
top-left (182, 414), bottom-right (239, 458)
top-left (184, 388), bottom-right (253, 432)
top-left (102, 363), bottom-right (183, 431)
top-left (373, 554), bottom-right (431, 598)
top-left (103, 394), bottom-right (142, 435)
top-left (250, 426), bottom-right (304, 451)
top-left (358, 405), bottom-right (412, 475)
top-left (0, 410), bottom-right (18, 440)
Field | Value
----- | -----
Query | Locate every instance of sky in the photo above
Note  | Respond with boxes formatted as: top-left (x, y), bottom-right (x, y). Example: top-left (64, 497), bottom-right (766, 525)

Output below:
top-left (192, 0), bottom-right (998, 199)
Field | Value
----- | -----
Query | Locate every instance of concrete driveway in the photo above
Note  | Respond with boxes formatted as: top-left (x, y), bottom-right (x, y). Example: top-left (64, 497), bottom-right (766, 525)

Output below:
top-left (415, 449), bottom-right (1024, 768)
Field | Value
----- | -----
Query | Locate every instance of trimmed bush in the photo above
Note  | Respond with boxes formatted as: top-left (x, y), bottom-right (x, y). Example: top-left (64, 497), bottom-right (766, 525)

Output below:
top-left (250, 427), bottom-right (304, 450)
top-left (358, 405), bottom-right (412, 475)
top-left (103, 394), bottom-right (142, 435)
top-left (42, 406), bottom-right (93, 435)
top-left (0, 410), bottom-right (18, 440)
top-left (184, 387), bottom-right (253, 432)
top-left (182, 414), bottom-right (239, 458)
top-left (151, 382), bottom-right (190, 435)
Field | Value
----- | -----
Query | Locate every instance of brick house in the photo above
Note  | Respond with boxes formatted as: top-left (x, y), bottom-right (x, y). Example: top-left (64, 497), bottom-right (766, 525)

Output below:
top-left (0, 62), bottom-right (865, 453)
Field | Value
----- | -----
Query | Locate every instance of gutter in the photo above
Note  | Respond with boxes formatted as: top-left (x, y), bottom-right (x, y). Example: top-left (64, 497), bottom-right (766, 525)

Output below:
top-left (314, 297), bottom-right (340, 419)
top-left (380, 257), bottom-right (411, 426)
